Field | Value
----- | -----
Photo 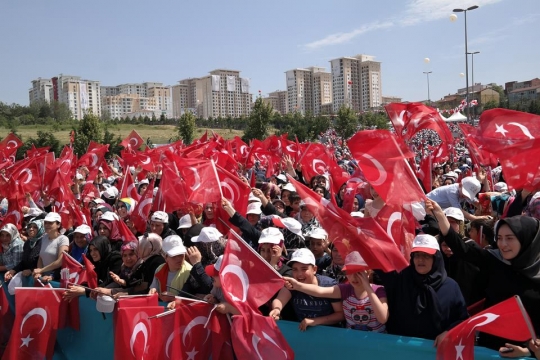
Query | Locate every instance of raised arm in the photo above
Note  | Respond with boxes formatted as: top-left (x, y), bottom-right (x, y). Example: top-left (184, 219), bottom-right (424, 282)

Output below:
top-left (283, 276), bottom-right (341, 299)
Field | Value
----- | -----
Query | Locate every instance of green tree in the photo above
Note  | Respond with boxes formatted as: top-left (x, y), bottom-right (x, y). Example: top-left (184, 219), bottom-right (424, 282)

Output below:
top-left (18, 130), bottom-right (62, 158)
top-left (73, 112), bottom-right (102, 156)
top-left (103, 128), bottom-right (123, 156)
top-left (177, 111), bottom-right (196, 145)
top-left (310, 115), bottom-right (331, 140)
top-left (359, 112), bottom-right (389, 130)
top-left (490, 84), bottom-right (507, 107)
top-left (50, 101), bottom-right (73, 122)
top-left (334, 105), bottom-right (358, 146)
top-left (160, 113), bottom-right (166, 122)
top-left (243, 97), bottom-right (272, 142)
top-left (483, 100), bottom-right (498, 111)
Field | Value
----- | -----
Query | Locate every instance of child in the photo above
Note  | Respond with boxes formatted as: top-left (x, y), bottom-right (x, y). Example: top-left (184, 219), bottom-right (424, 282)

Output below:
top-left (284, 251), bottom-right (388, 332)
top-left (203, 255), bottom-right (239, 315)
top-left (307, 227), bottom-right (331, 274)
top-left (270, 248), bottom-right (343, 331)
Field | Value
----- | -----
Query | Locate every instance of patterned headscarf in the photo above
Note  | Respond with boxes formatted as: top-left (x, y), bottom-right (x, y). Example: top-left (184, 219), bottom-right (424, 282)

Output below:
top-left (138, 233), bottom-right (163, 262)
top-left (26, 219), bottom-right (45, 248)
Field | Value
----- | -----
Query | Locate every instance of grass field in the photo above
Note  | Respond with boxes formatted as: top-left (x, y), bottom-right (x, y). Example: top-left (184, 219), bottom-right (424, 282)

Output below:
top-left (0, 124), bottom-right (246, 145)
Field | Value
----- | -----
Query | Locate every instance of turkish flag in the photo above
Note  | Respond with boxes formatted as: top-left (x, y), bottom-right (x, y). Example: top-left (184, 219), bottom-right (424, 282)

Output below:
top-left (348, 130), bottom-right (425, 205)
top-left (298, 143), bottom-right (333, 184)
top-left (0, 181), bottom-right (26, 229)
top-left (78, 142), bottom-right (109, 169)
top-left (220, 231), bottom-right (284, 329)
top-left (231, 310), bottom-right (295, 360)
top-left (9, 157), bottom-right (42, 194)
top-left (3, 288), bottom-right (64, 360)
top-left (289, 176), bottom-right (409, 272)
top-left (458, 123), bottom-right (498, 167)
top-left (120, 130), bottom-right (144, 149)
top-left (173, 157), bottom-right (222, 205)
top-left (114, 305), bottom-right (164, 360)
top-left (437, 296), bottom-right (533, 360)
top-left (121, 150), bottom-right (155, 172)
top-left (231, 136), bottom-right (250, 163)
top-left (61, 251), bottom-right (88, 286)
top-left (119, 174), bottom-right (141, 201)
top-left (0, 132), bottom-right (23, 157)
top-left (209, 311), bottom-right (235, 360)
top-left (0, 285), bottom-right (14, 347)
top-left (341, 180), bottom-right (362, 213)
top-left (216, 165), bottom-right (250, 215)
top-left (80, 182), bottom-right (101, 202)
top-left (26, 145), bottom-right (50, 158)
top-left (375, 204), bottom-right (417, 260)
top-left (417, 154), bottom-right (432, 192)
top-left (131, 178), bottom-right (154, 234)
top-left (116, 293), bottom-right (159, 308)
top-left (82, 254), bottom-right (98, 289)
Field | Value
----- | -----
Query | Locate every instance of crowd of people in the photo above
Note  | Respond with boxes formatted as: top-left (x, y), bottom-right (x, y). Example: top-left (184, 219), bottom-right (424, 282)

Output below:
top-left (1, 127), bottom-right (540, 359)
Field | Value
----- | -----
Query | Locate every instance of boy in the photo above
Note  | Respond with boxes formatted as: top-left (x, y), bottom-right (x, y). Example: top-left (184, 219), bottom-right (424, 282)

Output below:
top-left (270, 248), bottom-right (343, 331)
top-left (307, 227), bottom-right (331, 274)
top-left (203, 255), bottom-right (239, 315)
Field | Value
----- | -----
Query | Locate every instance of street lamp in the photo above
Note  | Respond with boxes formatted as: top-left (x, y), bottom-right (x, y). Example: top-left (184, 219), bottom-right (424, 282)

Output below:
top-left (467, 51), bottom-right (480, 118)
top-left (453, 5), bottom-right (479, 123)
top-left (423, 71), bottom-right (432, 105)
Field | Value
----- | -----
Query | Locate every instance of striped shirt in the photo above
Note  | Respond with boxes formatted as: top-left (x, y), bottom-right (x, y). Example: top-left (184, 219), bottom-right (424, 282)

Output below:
top-left (338, 283), bottom-right (387, 333)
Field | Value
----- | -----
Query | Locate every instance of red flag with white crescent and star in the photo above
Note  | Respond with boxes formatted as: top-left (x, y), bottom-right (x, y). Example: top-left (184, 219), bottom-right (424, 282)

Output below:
top-left (3, 288), bottom-right (64, 360)
top-left (0, 284), bottom-right (15, 346)
top-left (436, 296), bottom-right (533, 360)
top-left (120, 130), bottom-right (144, 149)
top-left (119, 174), bottom-right (142, 202)
top-left (130, 178), bottom-right (155, 234)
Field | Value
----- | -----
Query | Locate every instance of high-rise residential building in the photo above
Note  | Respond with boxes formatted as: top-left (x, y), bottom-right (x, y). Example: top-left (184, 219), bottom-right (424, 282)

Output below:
top-left (47, 74), bottom-right (101, 120)
top-left (330, 54), bottom-right (382, 113)
top-left (171, 78), bottom-right (199, 117)
top-left (101, 93), bottom-right (158, 119)
top-left (195, 69), bottom-right (252, 119)
top-left (285, 66), bottom-right (332, 116)
top-left (100, 82), bottom-right (172, 119)
top-left (264, 90), bottom-right (288, 115)
top-left (29, 78), bottom-right (53, 104)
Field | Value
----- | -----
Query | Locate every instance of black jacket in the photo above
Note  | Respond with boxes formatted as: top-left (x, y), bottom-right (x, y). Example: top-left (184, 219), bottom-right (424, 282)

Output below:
top-left (13, 238), bottom-right (42, 273)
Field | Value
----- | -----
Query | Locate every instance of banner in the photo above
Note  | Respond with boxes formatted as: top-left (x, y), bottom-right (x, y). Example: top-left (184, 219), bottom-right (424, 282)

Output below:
top-left (79, 81), bottom-right (89, 110)
top-left (211, 75), bottom-right (221, 92)
top-left (226, 76), bottom-right (236, 92)
top-left (331, 59), bottom-right (341, 77)
top-left (241, 78), bottom-right (250, 93)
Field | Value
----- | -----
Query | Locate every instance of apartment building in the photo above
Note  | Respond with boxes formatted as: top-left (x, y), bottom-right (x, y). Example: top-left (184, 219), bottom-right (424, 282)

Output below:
top-left (330, 54), bottom-right (382, 113)
top-left (45, 75), bottom-right (101, 120)
top-left (100, 82), bottom-right (172, 119)
top-left (284, 66), bottom-right (332, 116)
top-left (505, 78), bottom-right (540, 105)
top-left (101, 93), bottom-right (158, 119)
top-left (29, 78), bottom-right (53, 104)
top-left (263, 90), bottom-right (288, 115)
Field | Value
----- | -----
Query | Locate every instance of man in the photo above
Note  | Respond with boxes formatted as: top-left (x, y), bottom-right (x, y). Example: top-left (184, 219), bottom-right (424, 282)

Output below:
top-left (426, 176), bottom-right (489, 221)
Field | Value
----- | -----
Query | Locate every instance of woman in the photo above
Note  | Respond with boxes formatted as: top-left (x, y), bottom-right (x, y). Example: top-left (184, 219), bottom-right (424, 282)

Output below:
top-left (0, 223), bottom-right (24, 280)
top-left (430, 199), bottom-right (540, 355)
top-left (295, 203), bottom-right (320, 238)
top-left (375, 233), bottom-right (468, 344)
top-left (64, 236), bottom-right (122, 300)
top-left (116, 198), bottom-right (137, 219)
top-left (4, 220), bottom-right (44, 282)
top-left (190, 227), bottom-right (226, 267)
top-left (98, 212), bottom-right (123, 252)
top-left (68, 224), bottom-right (93, 263)
top-left (284, 251), bottom-right (388, 332)
top-left (364, 185), bottom-right (385, 218)
top-left (34, 212), bottom-right (69, 281)
top-left (103, 241), bottom-right (141, 292)
top-left (201, 203), bottom-right (216, 227)
top-left (149, 211), bottom-right (176, 239)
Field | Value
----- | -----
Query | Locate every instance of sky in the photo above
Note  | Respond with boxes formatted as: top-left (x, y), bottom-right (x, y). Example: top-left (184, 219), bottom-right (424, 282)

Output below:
top-left (1, 0), bottom-right (538, 106)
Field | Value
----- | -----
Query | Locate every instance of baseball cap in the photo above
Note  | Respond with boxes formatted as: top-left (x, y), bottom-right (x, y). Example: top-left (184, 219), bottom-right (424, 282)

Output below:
top-left (191, 227), bottom-right (223, 243)
top-left (90, 198), bottom-right (105, 206)
top-left (306, 227), bottom-right (328, 240)
top-left (460, 177), bottom-right (481, 201)
top-left (246, 203), bottom-right (262, 215)
top-left (411, 234), bottom-right (440, 255)
top-left (205, 255), bottom-right (223, 277)
top-left (72, 224), bottom-right (92, 235)
top-left (162, 235), bottom-right (186, 257)
top-left (444, 207), bottom-right (464, 222)
top-left (494, 182), bottom-right (508, 192)
top-left (248, 193), bottom-right (262, 204)
top-left (282, 183), bottom-right (296, 192)
top-left (287, 248), bottom-right (316, 266)
top-left (102, 186), bottom-right (119, 200)
top-left (350, 211), bottom-right (364, 218)
top-left (342, 251), bottom-right (369, 273)
top-left (100, 211), bottom-right (119, 222)
top-left (177, 214), bottom-right (192, 229)
top-left (150, 211), bottom-right (169, 223)
top-left (258, 227), bottom-right (284, 245)
top-left (44, 212), bottom-right (62, 223)
top-left (272, 216), bottom-right (304, 239)
top-left (276, 174), bottom-right (287, 183)
top-left (272, 198), bottom-right (285, 208)
top-left (443, 171), bottom-right (458, 180)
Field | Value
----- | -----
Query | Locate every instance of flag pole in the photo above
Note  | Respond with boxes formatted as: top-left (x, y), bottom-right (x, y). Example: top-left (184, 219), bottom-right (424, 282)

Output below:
top-left (515, 295), bottom-right (537, 341)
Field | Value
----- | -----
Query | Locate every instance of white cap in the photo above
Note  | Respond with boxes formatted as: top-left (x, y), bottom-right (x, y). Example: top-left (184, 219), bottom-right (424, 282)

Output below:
top-left (248, 193), bottom-right (262, 204)
top-left (443, 171), bottom-right (458, 180)
top-left (192, 227), bottom-right (223, 243)
top-left (73, 224), bottom-right (92, 235)
top-left (460, 177), bottom-right (481, 201)
top-left (162, 235), bottom-right (187, 257)
top-left (350, 211), bottom-right (364, 218)
top-left (96, 295), bottom-right (116, 313)
top-left (276, 174), bottom-right (287, 182)
top-left (177, 214), bottom-right (192, 229)
top-left (411, 234), bottom-right (440, 255)
top-left (306, 227), bottom-right (328, 240)
top-left (246, 202), bottom-right (262, 215)
top-left (44, 212), bottom-right (62, 223)
top-left (90, 198), bottom-right (105, 205)
top-left (494, 182), bottom-right (508, 192)
top-left (282, 183), bottom-right (296, 192)
top-left (272, 216), bottom-right (304, 239)
top-left (287, 248), bottom-right (316, 266)
top-left (150, 211), bottom-right (169, 223)
top-left (258, 227), bottom-right (284, 245)
top-left (102, 186), bottom-right (119, 200)
top-left (138, 179), bottom-right (150, 186)
top-left (76, 173), bottom-right (84, 180)
top-left (444, 207), bottom-right (464, 222)
top-left (342, 251), bottom-right (369, 273)
top-left (100, 212), bottom-right (119, 222)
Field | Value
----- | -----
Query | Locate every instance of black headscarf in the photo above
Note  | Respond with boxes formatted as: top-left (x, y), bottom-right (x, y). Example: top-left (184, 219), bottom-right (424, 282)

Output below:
top-left (493, 215), bottom-right (540, 284)
top-left (406, 250), bottom-right (448, 333)
top-left (88, 236), bottom-right (114, 282)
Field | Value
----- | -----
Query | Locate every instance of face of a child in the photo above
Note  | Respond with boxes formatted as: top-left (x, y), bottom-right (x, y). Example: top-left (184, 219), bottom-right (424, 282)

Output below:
top-left (309, 238), bottom-right (326, 257)
top-left (291, 200), bottom-right (301, 212)
top-left (291, 262), bottom-right (316, 284)
top-left (212, 275), bottom-right (222, 288)
top-left (300, 207), bottom-right (314, 223)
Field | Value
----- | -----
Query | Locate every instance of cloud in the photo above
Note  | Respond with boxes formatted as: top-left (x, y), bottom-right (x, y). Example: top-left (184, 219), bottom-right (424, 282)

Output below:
top-left (303, 0), bottom-right (503, 50)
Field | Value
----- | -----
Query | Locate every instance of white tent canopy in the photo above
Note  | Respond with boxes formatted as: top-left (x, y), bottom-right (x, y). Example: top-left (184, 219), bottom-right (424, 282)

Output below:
top-left (445, 112), bottom-right (467, 122)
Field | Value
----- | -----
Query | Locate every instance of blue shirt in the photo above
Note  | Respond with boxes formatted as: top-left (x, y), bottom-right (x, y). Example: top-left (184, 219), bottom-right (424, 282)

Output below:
top-left (291, 274), bottom-right (338, 321)
top-left (426, 183), bottom-right (461, 209)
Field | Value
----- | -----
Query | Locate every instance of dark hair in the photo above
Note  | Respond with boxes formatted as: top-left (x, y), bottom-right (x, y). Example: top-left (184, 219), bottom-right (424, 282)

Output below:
top-left (289, 192), bottom-right (301, 204)
top-left (469, 218), bottom-right (495, 247)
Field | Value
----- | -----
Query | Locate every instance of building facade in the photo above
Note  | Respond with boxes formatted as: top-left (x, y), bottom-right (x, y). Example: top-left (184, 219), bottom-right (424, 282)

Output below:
top-left (101, 93), bottom-right (158, 119)
top-left (29, 78), bottom-right (53, 104)
top-left (285, 66), bottom-right (332, 116)
top-left (265, 90), bottom-right (288, 115)
top-left (100, 82), bottom-right (172, 119)
top-left (48, 75), bottom-right (102, 120)
top-left (506, 78), bottom-right (540, 106)
top-left (330, 54), bottom-right (382, 113)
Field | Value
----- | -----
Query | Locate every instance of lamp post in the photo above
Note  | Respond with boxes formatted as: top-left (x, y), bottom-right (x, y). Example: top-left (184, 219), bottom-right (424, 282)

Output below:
top-left (423, 71), bottom-right (432, 105)
top-left (453, 5), bottom-right (479, 123)
top-left (467, 51), bottom-right (479, 118)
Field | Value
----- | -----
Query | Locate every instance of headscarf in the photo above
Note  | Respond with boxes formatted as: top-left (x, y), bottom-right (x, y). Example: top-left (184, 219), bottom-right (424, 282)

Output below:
top-left (99, 219), bottom-right (122, 242)
top-left (118, 198), bottom-right (137, 216)
top-left (120, 241), bottom-right (141, 280)
top-left (492, 215), bottom-right (540, 284)
top-left (1, 223), bottom-right (22, 249)
top-left (138, 233), bottom-right (163, 262)
top-left (405, 250), bottom-right (447, 334)
top-left (26, 219), bottom-right (45, 248)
